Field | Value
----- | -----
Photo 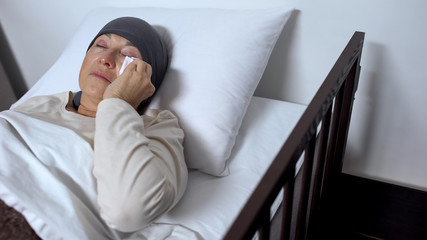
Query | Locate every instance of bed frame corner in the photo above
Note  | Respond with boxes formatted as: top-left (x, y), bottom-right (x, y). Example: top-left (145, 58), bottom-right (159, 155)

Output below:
top-left (223, 31), bottom-right (365, 240)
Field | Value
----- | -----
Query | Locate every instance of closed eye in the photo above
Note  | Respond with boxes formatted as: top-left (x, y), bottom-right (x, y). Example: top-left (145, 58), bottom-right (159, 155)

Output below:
top-left (95, 43), bottom-right (107, 48)
top-left (121, 46), bottom-right (141, 59)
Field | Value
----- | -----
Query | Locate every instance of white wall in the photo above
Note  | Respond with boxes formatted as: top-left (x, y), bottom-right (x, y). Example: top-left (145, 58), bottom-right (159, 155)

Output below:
top-left (272, 0), bottom-right (427, 191)
top-left (1, 0), bottom-right (426, 191)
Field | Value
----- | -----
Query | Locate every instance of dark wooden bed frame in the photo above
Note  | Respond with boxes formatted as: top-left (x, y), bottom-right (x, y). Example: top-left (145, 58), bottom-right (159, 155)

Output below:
top-left (224, 31), bottom-right (365, 240)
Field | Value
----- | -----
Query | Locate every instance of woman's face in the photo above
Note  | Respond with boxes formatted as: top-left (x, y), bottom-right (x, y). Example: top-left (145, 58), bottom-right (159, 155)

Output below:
top-left (79, 33), bottom-right (142, 103)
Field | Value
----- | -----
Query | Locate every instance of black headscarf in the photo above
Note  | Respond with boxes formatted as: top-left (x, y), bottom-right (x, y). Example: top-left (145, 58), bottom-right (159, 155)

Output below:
top-left (74, 17), bottom-right (168, 112)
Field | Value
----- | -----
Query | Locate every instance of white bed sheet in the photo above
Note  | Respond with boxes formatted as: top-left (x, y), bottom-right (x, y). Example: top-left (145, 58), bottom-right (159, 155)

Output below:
top-left (155, 96), bottom-right (306, 239)
top-left (1, 95), bottom-right (305, 239)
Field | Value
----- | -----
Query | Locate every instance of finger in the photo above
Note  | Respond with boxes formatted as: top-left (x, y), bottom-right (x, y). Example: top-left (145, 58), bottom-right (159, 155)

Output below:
top-left (124, 60), bottom-right (138, 73)
top-left (134, 60), bottom-right (152, 76)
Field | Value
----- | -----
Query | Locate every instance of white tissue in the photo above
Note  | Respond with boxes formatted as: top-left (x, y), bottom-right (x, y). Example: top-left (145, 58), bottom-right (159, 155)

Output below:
top-left (119, 56), bottom-right (137, 75)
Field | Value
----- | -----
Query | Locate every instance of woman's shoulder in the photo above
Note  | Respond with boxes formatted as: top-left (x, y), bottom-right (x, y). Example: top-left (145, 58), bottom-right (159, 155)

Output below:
top-left (12, 92), bottom-right (70, 114)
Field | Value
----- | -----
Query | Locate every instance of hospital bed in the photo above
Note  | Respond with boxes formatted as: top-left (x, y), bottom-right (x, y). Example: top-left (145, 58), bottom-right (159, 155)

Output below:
top-left (0, 6), bottom-right (364, 240)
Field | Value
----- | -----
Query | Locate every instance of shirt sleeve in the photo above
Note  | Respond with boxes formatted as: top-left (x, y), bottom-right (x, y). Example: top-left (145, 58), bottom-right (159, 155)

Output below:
top-left (93, 98), bottom-right (188, 232)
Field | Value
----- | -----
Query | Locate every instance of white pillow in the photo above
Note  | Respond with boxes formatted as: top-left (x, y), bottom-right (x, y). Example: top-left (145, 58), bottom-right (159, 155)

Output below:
top-left (13, 7), bottom-right (294, 176)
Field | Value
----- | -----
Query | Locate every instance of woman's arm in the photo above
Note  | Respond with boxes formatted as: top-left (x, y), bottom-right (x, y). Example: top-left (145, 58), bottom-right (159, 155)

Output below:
top-left (93, 98), bottom-right (187, 232)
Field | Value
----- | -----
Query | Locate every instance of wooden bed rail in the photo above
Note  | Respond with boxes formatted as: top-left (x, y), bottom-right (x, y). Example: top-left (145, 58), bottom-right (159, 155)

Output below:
top-left (223, 31), bottom-right (365, 240)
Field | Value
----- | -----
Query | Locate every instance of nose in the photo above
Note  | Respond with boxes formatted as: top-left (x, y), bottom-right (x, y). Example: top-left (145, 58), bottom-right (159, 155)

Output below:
top-left (99, 52), bottom-right (116, 69)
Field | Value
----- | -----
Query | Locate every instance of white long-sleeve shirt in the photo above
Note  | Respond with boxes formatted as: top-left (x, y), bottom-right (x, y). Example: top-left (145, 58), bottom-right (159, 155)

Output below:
top-left (11, 91), bottom-right (188, 233)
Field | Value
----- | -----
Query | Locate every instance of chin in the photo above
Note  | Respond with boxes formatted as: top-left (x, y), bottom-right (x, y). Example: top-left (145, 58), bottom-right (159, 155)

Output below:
top-left (83, 86), bottom-right (106, 101)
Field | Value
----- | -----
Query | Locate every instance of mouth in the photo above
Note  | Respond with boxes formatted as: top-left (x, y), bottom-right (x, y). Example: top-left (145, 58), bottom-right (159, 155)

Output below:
top-left (90, 70), bottom-right (112, 83)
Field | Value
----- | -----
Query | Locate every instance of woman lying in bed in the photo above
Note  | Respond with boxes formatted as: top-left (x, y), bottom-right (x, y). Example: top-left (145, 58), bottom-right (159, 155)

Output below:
top-left (0, 17), bottom-right (188, 238)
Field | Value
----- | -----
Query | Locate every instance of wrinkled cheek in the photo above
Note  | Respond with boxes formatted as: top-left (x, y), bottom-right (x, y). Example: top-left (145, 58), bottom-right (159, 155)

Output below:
top-left (80, 75), bottom-right (109, 100)
top-left (78, 62), bottom-right (89, 89)
top-left (89, 80), bottom-right (109, 97)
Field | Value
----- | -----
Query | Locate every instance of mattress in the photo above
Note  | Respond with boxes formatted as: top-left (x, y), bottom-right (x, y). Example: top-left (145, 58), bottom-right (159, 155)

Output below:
top-left (155, 96), bottom-right (306, 239)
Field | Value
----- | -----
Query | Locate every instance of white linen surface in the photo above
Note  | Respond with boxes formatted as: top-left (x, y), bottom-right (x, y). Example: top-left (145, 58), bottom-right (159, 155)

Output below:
top-left (157, 97), bottom-right (305, 239)
top-left (0, 109), bottom-right (200, 239)
top-left (0, 96), bottom-right (305, 239)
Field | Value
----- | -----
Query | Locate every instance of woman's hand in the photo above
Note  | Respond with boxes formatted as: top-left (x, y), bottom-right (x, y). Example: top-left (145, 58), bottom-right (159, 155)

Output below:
top-left (103, 60), bottom-right (155, 109)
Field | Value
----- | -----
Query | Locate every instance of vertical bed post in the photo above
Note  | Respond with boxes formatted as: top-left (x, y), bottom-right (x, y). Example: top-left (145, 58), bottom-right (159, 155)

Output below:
top-left (281, 168), bottom-right (296, 240)
top-left (312, 32), bottom-right (364, 238)
top-left (331, 60), bottom-right (360, 176)
top-left (324, 44), bottom-right (362, 202)
top-left (294, 135), bottom-right (316, 239)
